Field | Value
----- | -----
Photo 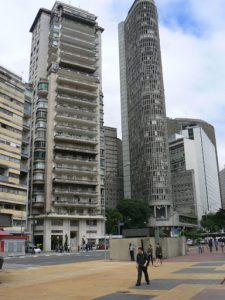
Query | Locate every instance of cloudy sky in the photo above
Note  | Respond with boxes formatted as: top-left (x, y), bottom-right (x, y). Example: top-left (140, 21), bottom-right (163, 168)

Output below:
top-left (0, 0), bottom-right (224, 169)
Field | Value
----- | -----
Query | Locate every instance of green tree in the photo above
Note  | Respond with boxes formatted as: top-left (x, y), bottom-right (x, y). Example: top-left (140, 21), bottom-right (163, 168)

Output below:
top-left (200, 209), bottom-right (225, 232)
top-left (105, 209), bottom-right (123, 234)
top-left (117, 199), bottom-right (150, 229)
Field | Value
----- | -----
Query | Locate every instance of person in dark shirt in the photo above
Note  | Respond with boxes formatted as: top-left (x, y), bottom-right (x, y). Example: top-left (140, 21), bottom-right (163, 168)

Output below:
top-left (155, 243), bottom-right (163, 266)
top-left (136, 247), bottom-right (150, 286)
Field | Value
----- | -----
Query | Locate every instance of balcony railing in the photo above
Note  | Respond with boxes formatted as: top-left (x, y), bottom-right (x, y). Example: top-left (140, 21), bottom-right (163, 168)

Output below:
top-left (53, 177), bottom-right (97, 185)
top-left (54, 144), bottom-right (97, 155)
top-left (54, 133), bottom-right (98, 145)
top-left (53, 188), bottom-right (97, 197)
top-left (54, 165), bottom-right (97, 175)
top-left (56, 95), bottom-right (97, 108)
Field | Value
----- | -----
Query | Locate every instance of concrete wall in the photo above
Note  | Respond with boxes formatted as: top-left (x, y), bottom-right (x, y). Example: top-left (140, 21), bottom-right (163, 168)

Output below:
top-left (110, 237), bottom-right (186, 261)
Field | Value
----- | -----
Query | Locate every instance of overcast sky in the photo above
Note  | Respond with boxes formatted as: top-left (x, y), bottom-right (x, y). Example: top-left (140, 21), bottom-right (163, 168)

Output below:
top-left (0, 0), bottom-right (224, 170)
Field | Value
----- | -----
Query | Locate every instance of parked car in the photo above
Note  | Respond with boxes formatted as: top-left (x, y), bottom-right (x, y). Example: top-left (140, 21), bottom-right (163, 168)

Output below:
top-left (186, 239), bottom-right (194, 246)
top-left (0, 255), bottom-right (3, 269)
top-left (25, 242), bottom-right (41, 254)
top-left (33, 247), bottom-right (41, 254)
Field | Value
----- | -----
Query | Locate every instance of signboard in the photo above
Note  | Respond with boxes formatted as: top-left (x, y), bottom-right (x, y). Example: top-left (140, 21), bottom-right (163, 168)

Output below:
top-left (0, 214), bottom-right (12, 227)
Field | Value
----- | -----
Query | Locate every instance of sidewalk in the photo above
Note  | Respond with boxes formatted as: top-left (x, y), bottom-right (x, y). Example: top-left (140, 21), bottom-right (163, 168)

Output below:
top-left (0, 248), bottom-right (225, 300)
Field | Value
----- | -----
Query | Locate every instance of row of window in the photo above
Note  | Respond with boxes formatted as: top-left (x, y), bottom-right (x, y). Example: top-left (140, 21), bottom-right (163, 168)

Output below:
top-left (51, 219), bottom-right (97, 226)
top-left (0, 185), bottom-right (27, 195)
top-left (0, 107), bottom-right (22, 120)
top-left (0, 153), bottom-right (20, 164)
top-left (0, 122), bottom-right (21, 134)
top-left (0, 138), bottom-right (20, 149)
top-left (0, 92), bottom-right (23, 108)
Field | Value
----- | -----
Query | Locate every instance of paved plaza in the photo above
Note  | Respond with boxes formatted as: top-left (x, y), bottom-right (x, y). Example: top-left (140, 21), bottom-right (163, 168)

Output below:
top-left (0, 249), bottom-right (225, 299)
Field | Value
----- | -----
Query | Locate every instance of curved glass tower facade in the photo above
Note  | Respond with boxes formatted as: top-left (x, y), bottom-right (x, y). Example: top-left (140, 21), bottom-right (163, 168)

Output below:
top-left (119, 0), bottom-right (173, 223)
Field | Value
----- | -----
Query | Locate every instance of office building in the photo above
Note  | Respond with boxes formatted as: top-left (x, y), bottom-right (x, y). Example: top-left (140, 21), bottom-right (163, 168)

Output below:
top-left (220, 168), bottom-right (225, 209)
top-left (119, 0), bottom-right (173, 226)
top-left (0, 65), bottom-right (31, 233)
top-left (169, 125), bottom-right (221, 223)
top-left (104, 126), bottom-right (124, 209)
top-left (29, 2), bottom-right (105, 251)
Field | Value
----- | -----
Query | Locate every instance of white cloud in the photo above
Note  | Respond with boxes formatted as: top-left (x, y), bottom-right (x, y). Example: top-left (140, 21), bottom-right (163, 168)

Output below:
top-left (0, 0), bottom-right (224, 169)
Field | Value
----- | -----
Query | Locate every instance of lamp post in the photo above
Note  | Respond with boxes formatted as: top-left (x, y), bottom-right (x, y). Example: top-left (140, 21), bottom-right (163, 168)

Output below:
top-left (104, 217), bottom-right (107, 260)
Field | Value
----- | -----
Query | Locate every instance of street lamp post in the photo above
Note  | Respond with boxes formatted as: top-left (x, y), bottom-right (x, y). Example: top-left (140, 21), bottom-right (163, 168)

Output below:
top-left (104, 217), bottom-right (107, 260)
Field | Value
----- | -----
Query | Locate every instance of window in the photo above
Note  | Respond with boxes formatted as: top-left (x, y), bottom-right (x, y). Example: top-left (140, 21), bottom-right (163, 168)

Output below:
top-left (38, 82), bottom-right (48, 91)
top-left (51, 219), bottom-right (63, 226)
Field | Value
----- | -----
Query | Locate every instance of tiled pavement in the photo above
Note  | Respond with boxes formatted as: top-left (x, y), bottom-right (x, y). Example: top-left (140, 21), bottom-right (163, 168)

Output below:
top-left (0, 248), bottom-right (225, 300)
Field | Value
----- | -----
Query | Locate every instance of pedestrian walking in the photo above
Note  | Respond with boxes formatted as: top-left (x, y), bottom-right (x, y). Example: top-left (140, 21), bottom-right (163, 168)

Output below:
top-left (208, 239), bottom-right (213, 253)
top-left (155, 243), bottom-right (163, 266)
top-left (135, 247), bottom-right (150, 286)
top-left (197, 242), bottom-right (203, 254)
top-left (147, 244), bottom-right (154, 266)
top-left (129, 242), bottom-right (135, 261)
top-left (214, 238), bottom-right (218, 251)
top-left (220, 238), bottom-right (224, 253)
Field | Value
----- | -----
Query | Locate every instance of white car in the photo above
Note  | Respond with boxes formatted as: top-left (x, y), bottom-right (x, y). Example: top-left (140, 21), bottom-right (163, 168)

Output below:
top-left (186, 239), bottom-right (193, 245)
top-left (33, 247), bottom-right (41, 254)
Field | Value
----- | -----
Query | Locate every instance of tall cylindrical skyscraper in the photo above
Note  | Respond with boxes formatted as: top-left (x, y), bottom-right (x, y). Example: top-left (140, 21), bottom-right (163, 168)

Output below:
top-left (119, 0), bottom-right (173, 225)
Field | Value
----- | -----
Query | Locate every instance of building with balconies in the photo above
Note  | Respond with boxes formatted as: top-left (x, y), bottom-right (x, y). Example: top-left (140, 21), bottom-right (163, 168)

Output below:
top-left (0, 65), bottom-right (31, 233)
top-left (29, 2), bottom-right (104, 251)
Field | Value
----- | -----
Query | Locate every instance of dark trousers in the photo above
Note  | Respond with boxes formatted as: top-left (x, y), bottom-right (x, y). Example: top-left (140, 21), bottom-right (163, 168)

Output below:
top-left (130, 250), bottom-right (135, 261)
top-left (137, 265), bottom-right (149, 284)
top-left (0, 257), bottom-right (3, 270)
top-left (148, 254), bottom-right (153, 266)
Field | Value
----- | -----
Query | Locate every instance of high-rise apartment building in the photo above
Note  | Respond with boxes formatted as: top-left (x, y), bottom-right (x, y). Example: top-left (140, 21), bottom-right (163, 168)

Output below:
top-left (29, 2), bottom-right (105, 251)
top-left (104, 126), bottom-right (124, 209)
top-left (219, 168), bottom-right (225, 209)
top-left (0, 66), bottom-right (31, 233)
top-left (119, 0), bottom-right (173, 226)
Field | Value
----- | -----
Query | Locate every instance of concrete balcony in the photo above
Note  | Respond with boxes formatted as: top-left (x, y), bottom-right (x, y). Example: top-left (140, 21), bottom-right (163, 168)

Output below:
top-left (53, 177), bottom-right (97, 186)
top-left (21, 150), bottom-right (29, 158)
top-left (32, 199), bottom-right (44, 207)
top-left (59, 52), bottom-right (96, 71)
top-left (57, 73), bottom-right (97, 92)
top-left (54, 165), bottom-right (97, 176)
top-left (0, 208), bottom-right (26, 219)
top-left (55, 104), bottom-right (96, 118)
top-left (57, 84), bottom-right (97, 99)
top-left (60, 42), bottom-right (95, 59)
top-left (54, 155), bottom-right (97, 166)
top-left (55, 124), bottom-right (97, 137)
top-left (55, 112), bottom-right (97, 126)
top-left (60, 34), bottom-right (95, 51)
top-left (61, 26), bottom-right (95, 43)
top-left (57, 68), bottom-right (97, 85)
top-left (53, 200), bottom-right (98, 208)
top-left (53, 188), bottom-right (97, 197)
top-left (62, 19), bottom-right (95, 37)
top-left (54, 132), bottom-right (98, 145)
top-left (56, 95), bottom-right (97, 108)
top-left (54, 144), bottom-right (97, 155)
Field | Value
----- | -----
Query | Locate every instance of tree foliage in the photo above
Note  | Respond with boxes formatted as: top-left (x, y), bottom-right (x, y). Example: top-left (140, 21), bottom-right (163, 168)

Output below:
top-left (105, 209), bottom-right (123, 234)
top-left (117, 198), bottom-right (150, 229)
top-left (201, 209), bottom-right (225, 232)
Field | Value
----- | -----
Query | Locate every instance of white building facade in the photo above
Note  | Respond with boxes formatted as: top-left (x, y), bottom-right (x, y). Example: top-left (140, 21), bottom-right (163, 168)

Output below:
top-left (173, 126), bottom-right (221, 222)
